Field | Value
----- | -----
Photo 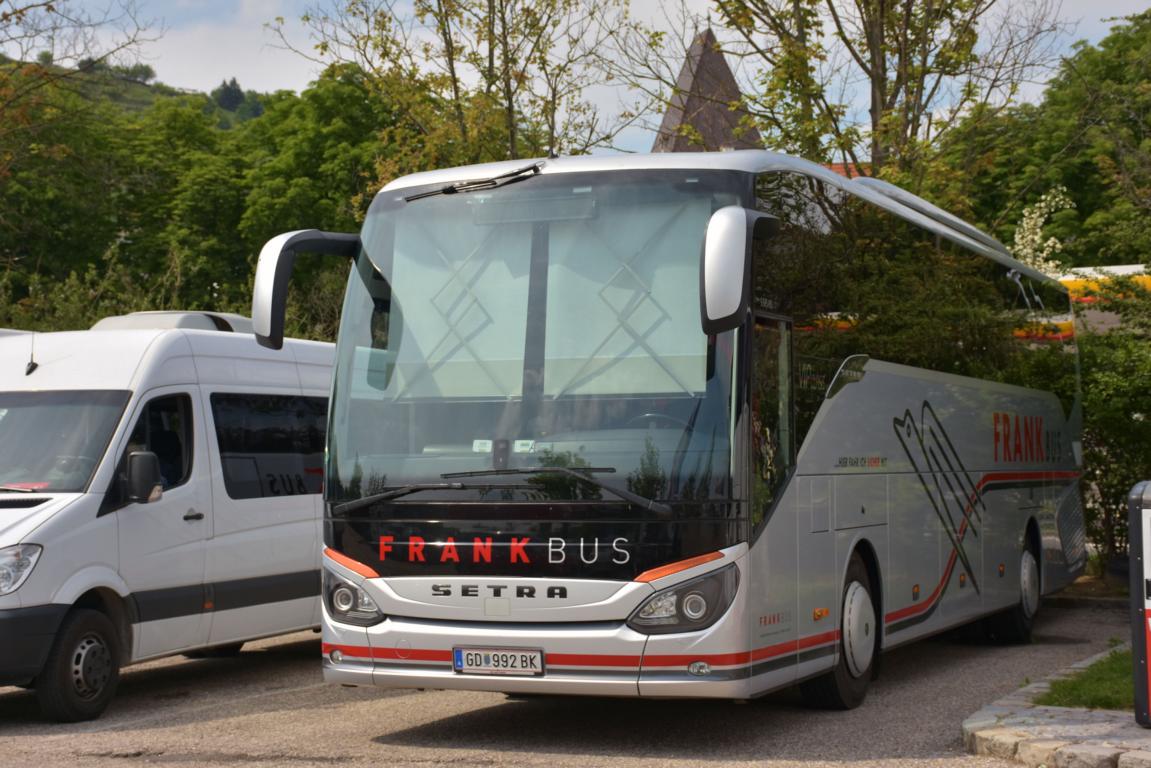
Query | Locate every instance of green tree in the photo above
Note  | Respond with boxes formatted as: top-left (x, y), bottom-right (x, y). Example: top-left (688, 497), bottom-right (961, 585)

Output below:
top-left (937, 11), bottom-right (1151, 268)
top-left (211, 77), bottom-right (245, 111)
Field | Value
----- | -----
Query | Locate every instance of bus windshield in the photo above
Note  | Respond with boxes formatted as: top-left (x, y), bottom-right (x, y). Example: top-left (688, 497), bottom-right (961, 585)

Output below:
top-left (327, 169), bottom-right (746, 511)
top-left (0, 390), bottom-right (129, 493)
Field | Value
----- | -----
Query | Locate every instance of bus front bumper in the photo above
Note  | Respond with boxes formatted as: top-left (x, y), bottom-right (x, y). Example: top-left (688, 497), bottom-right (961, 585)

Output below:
top-left (321, 615), bottom-right (756, 698)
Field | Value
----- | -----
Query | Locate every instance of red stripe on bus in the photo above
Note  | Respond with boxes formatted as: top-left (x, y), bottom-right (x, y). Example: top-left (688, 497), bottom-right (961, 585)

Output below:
top-left (322, 642), bottom-right (452, 662)
top-left (884, 470), bottom-right (1080, 625)
top-left (324, 631), bottom-right (842, 670)
top-left (546, 654), bottom-right (644, 667)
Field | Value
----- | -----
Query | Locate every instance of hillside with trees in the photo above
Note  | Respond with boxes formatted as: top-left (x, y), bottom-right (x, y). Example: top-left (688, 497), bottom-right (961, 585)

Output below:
top-left (0, 0), bottom-right (1148, 562)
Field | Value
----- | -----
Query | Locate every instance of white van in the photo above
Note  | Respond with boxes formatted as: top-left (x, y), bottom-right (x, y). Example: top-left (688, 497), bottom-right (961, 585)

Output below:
top-left (0, 312), bottom-right (332, 721)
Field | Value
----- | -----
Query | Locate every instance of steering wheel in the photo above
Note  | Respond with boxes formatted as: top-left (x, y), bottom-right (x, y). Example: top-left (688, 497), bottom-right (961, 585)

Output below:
top-left (52, 454), bottom-right (98, 475)
top-left (624, 412), bottom-right (690, 430)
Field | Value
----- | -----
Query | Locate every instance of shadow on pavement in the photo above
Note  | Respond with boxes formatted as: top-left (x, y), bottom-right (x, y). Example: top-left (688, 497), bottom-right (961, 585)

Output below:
top-left (0, 635), bottom-right (359, 734)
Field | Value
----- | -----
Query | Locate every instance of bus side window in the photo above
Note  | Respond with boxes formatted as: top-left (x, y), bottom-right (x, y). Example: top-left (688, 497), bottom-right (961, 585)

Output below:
top-left (209, 393), bottom-right (328, 500)
top-left (751, 316), bottom-right (793, 528)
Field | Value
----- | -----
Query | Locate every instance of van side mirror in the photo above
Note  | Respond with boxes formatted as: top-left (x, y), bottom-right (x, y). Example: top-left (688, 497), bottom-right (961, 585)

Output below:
top-left (126, 451), bottom-right (163, 504)
top-left (700, 206), bottom-right (780, 334)
top-left (252, 230), bottom-right (360, 349)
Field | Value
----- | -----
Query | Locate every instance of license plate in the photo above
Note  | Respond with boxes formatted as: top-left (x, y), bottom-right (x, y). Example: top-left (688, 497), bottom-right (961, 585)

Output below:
top-left (453, 647), bottom-right (545, 676)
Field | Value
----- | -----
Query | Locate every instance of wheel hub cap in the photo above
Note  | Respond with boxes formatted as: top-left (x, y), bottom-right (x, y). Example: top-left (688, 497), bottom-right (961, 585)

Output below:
top-left (71, 633), bottom-right (111, 700)
top-left (1021, 550), bottom-right (1040, 619)
top-left (843, 581), bottom-right (875, 678)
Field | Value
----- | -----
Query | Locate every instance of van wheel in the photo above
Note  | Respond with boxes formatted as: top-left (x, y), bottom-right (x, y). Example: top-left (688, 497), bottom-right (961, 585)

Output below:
top-left (35, 609), bottom-right (120, 722)
top-left (800, 553), bottom-right (877, 710)
top-left (184, 642), bottom-right (245, 659)
top-left (986, 543), bottom-right (1040, 644)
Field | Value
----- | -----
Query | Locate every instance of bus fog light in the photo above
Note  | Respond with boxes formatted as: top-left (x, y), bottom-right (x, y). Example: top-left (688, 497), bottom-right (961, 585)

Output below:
top-left (688, 661), bottom-right (710, 676)
top-left (330, 649), bottom-right (343, 664)
top-left (682, 592), bottom-right (708, 620)
top-left (332, 585), bottom-right (356, 613)
top-left (628, 564), bottom-right (739, 635)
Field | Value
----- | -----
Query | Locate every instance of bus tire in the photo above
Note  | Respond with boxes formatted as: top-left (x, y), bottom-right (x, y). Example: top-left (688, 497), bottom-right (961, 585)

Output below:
top-left (184, 642), bottom-right (245, 659)
top-left (986, 542), bottom-right (1040, 644)
top-left (34, 608), bottom-right (120, 722)
top-left (800, 553), bottom-right (877, 710)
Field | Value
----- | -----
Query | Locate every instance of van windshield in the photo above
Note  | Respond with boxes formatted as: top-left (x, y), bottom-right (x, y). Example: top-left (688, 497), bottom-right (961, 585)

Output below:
top-left (0, 390), bottom-right (129, 493)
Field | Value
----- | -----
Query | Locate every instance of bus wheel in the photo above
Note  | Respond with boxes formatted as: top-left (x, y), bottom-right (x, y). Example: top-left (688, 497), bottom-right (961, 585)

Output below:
top-left (35, 609), bottom-right (121, 722)
top-left (986, 544), bottom-right (1040, 644)
top-left (184, 642), bottom-right (245, 659)
top-left (800, 553), bottom-right (876, 710)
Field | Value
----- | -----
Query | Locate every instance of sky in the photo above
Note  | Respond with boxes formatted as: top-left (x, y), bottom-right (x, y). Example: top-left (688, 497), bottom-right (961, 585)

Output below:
top-left (129, 0), bottom-right (1150, 95)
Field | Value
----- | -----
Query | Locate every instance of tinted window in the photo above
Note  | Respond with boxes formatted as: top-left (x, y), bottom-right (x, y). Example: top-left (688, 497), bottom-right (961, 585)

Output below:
top-left (126, 394), bottom-right (193, 490)
top-left (210, 394), bottom-right (327, 500)
top-left (754, 172), bottom-right (1079, 449)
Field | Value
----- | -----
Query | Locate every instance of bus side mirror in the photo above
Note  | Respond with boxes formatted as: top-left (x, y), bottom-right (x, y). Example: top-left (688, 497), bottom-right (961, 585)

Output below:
top-left (700, 207), bottom-right (779, 334)
top-left (126, 451), bottom-right (163, 504)
top-left (252, 230), bottom-right (360, 349)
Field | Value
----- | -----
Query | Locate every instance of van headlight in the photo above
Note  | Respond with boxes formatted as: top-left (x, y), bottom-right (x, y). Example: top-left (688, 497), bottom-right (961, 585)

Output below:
top-left (0, 544), bottom-right (41, 595)
top-left (627, 563), bottom-right (739, 634)
top-left (323, 569), bottom-right (384, 626)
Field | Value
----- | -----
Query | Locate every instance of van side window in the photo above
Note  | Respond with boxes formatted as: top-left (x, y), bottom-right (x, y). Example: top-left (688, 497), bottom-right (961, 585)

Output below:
top-left (209, 394), bottom-right (327, 500)
top-left (126, 394), bottom-right (194, 490)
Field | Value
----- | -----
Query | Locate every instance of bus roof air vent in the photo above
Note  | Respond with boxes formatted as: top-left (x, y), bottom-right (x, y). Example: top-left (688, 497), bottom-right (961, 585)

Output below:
top-left (90, 311), bottom-right (254, 334)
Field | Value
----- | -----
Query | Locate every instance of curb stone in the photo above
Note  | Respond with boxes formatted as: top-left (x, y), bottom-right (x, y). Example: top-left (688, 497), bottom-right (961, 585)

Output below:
top-left (963, 643), bottom-right (1150, 768)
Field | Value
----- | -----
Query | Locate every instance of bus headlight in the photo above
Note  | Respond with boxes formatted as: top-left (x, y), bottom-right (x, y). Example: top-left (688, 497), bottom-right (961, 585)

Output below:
top-left (627, 563), bottom-right (739, 634)
top-left (0, 544), bottom-right (41, 595)
top-left (323, 569), bottom-right (384, 627)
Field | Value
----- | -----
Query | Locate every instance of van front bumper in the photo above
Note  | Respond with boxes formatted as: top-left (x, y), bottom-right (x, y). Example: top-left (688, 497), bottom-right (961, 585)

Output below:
top-left (0, 604), bottom-right (68, 686)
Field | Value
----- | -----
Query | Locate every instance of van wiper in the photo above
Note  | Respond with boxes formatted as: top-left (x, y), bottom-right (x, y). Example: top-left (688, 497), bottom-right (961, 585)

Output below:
top-left (404, 162), bottom-right (543, 202)
top-left (331, 482), bottom-right (531, 515)
top-left (441, 467), bottom-right (673, 515)
top-left (0, 485), bottom-right (35, 493)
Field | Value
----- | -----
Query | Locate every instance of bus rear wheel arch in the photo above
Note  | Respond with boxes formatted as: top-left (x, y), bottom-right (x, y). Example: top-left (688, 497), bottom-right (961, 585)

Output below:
top-left (800, 550), bottom-right (878, 710)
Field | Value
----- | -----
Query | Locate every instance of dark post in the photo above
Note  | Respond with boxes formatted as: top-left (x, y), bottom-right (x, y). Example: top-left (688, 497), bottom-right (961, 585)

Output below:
top-left (1130, 480), bottom-right (1151, 727)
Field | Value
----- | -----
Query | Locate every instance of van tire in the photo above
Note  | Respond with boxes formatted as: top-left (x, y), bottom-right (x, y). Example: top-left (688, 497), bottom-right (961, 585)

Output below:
top-left (35, 609), bottom-right (121, 722)
top-left (184, 642), bottom-right (245, 659)
top-left (800, 553), bottom-right (877, 710)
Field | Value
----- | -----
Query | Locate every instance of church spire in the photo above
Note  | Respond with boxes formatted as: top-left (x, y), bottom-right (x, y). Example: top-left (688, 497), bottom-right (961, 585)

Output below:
top-left (652, 28), bottom-right (763, 153)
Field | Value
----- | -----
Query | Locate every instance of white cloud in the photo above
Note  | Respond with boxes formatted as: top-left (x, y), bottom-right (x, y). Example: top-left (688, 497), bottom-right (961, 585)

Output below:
top-left (140, 0), bottom-right (321, 93)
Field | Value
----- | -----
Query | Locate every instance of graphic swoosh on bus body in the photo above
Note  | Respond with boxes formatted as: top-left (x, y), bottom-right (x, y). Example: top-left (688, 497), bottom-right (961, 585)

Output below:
top-left (893, 401), bottom-right (982, 598)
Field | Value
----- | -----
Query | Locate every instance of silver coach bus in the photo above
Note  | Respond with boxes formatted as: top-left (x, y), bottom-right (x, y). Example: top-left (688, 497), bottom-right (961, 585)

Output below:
top-left (251, 151), bottom-right (1083, 708)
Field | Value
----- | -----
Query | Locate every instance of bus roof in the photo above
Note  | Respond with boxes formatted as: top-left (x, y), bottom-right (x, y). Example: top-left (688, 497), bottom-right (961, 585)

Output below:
top-left (378, 150), bottom-right (1054, 287)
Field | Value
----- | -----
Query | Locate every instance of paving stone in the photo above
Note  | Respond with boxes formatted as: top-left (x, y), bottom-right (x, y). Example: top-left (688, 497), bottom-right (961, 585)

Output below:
top-left (1017, 739), bottom-right (1071, 767)
top-left (964, 718), bottom-right (1001, 750)
top-left (973, 728), bottom-right (1026, 760)
top-left (1054, 743), bottom-right (1123, 768)
top-left (1119, 751), bottom-right (1151, 768)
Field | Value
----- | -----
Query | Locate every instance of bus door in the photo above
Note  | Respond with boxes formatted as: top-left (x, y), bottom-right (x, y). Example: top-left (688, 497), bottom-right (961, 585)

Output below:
top-left (750, 314), bottom-right (794, 524)
top-left (747, 314), bottom-right (807, 688)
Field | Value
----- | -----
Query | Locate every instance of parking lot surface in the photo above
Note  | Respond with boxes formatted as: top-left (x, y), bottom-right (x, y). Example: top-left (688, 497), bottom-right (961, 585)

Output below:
top-left (0, 600), bottom-right (1127, 768)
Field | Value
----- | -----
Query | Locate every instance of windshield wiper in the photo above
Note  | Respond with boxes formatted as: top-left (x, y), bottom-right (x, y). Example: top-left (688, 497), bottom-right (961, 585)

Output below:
top-left (0, 485), bottom-right (35, 493)
top-left (404, 162), bottom-right (543, 202)
top-left (332, 482), bottom-right (531, 515)
top-left (441, 467), bottom-right (673, 515)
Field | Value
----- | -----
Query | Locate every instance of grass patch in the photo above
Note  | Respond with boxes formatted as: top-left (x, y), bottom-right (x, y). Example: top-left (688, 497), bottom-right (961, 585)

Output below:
top-left (1033, 649), bottom-right (1134, 710)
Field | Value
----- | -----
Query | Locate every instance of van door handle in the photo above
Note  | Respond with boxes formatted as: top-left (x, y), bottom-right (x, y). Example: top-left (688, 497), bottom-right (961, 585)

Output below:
top-left (183, 509), bottom-right (204, 521)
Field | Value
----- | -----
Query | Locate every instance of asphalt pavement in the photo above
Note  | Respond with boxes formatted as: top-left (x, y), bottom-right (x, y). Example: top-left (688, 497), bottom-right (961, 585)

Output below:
top-left (0, 600), bottom-right (1128, 768)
